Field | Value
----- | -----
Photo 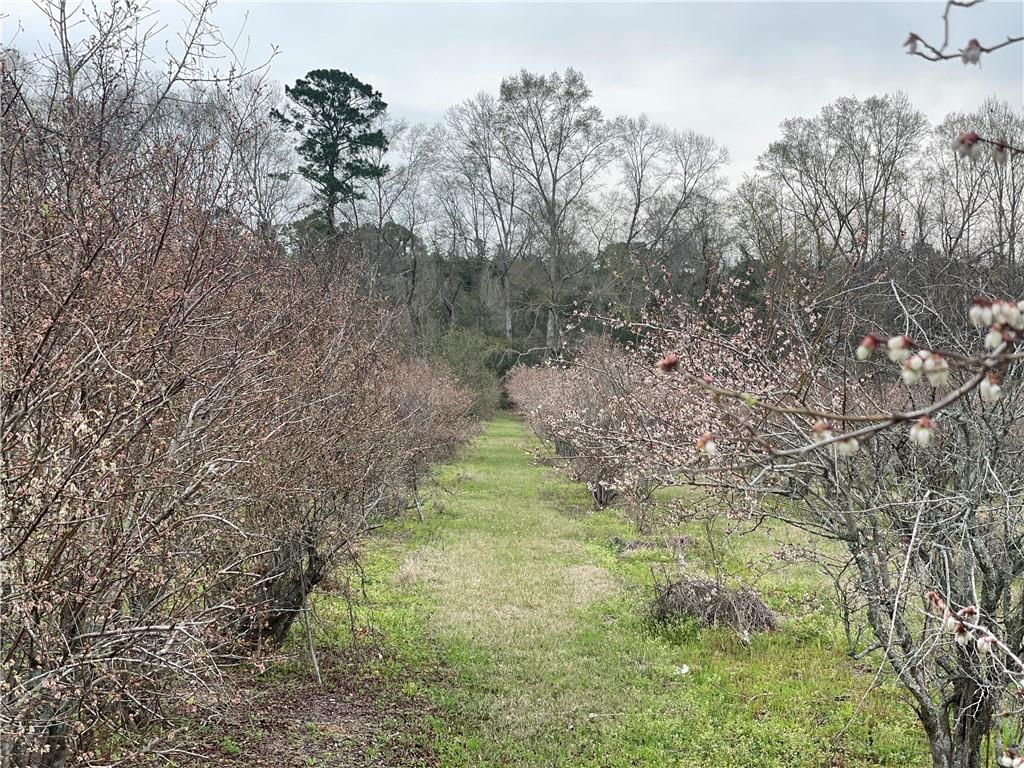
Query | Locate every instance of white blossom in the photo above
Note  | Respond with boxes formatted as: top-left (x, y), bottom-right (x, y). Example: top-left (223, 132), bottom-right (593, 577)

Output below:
top-left (886, 335), bottom-right (912, 363)
top-left (955, 131), bottom-right (981, 159)
top-left (855, 334), bottom-right (877, 361)
top-left (954, 623), bottom-right (972, 646)
top-left (984, 327), bottom-right (1004, 350)
top-left (924, 354), bottom-right (949, 387)
top-left (976, 634), bottom-right (994, 655)
top-left (961, 38), bottom-right (982, 66)
top-left (902, 353), bottom-right (925, 385)
top-left (943, 610), bottom-right (958, 634)
top-left (969, 300), bottom-right (993, 329)
top-left (980, 373), bottom-right (1002, 405)
top-left (909, 417), bottom-right (934, 448)
top-left (992, 300), bottom-right (1022, 330)
top-left (836, 437), bottom-right (859, 456)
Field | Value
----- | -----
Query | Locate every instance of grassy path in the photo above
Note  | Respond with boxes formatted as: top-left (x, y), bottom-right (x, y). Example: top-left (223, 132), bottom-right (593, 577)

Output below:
top-left (340, 414), bottom-right (925, 767)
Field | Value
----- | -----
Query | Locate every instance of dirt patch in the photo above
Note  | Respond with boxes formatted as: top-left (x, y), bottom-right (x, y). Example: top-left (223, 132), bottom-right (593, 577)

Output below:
top-left (186, 646), bottom-right (438, 767)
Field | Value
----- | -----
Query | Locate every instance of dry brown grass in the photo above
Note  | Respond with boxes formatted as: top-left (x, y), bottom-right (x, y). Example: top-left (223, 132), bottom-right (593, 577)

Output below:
top-left (398, 534), bottom-right (616, 647)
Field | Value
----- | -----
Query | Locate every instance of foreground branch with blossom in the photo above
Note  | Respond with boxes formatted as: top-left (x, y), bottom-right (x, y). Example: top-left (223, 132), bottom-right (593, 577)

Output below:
top-left (904, 0), bottom-right (1023, 64)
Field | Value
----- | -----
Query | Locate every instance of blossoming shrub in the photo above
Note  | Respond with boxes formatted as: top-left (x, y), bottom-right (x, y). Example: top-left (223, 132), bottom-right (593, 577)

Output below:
top-left (633, 288), bottom-right (1024, 766)
top-left (518, 256), bottom-right (1024, 764)
top-left (507, 337), bottom-right (678, 505)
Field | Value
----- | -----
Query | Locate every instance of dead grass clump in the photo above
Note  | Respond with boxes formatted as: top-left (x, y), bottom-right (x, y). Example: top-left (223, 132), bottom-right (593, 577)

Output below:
top-left (650, 576), bottom-right (778, 636)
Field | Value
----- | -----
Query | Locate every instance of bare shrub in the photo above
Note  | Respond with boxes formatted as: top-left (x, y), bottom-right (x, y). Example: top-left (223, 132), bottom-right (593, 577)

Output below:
top-left (0, 3), bottom-right (474, 764)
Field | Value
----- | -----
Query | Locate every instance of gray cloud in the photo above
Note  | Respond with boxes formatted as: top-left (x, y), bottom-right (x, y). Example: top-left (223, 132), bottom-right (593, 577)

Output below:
top-left (5, 1), bottom-right (1022, 178)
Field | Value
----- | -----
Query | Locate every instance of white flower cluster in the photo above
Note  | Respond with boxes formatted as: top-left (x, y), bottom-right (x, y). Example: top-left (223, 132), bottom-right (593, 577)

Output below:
top-left (900, 350), bottom-right (949, 388)
top-left (970, 297), bottom-right (1022, 404)
top-left (926, 590), bottom-right (1024, 767)
top-left (852, 298), bottom-right (1018, 450)
top-left (811, 419), bottom-right (859, 455)
top-left (953, 131), bottom-right (1010, 165)
top-left (926, 592), bottom-right (997, 654)
top-left (970, 297), bottom-right (1024, 335)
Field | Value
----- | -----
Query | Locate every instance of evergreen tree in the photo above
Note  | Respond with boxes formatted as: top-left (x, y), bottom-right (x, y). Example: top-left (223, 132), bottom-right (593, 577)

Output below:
top-left (273, 69), bottom-right (389, 231)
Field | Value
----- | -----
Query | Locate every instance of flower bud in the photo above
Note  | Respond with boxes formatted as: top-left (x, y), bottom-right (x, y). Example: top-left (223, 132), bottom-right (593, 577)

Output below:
top-left (976, 634), bottom-right (994, 655)
top-left (696, 432), bottom-right (717, 456)
top-left (925, 590), bottom-right (946, 614)
top-left (969, 298), bottom-right (993, 329)
top-left (984, 326), bottom-right (1005, 350)
top-left (961, 39), bottom-right (982, 66)
top-left (942, 609), bottom-right (958, 634)
top-left (902, 353), bottom-right (925, 385)
top-left (909, 417), bottom-right (934, 448)
top-left (954, 622), bottom-right (972, 646)
top-left (855, 334), bottom-right (878, 361)
top-left (811, 420), bottom-right (833, 444)
top-left (1002, 302), bottom-right (1021, 329)
top-left (992, 300), bottom-right (1021, 328)
top-left (955, 131), bottom-right (981, 158)
top-left (657, 352), bottom-right (680, 374)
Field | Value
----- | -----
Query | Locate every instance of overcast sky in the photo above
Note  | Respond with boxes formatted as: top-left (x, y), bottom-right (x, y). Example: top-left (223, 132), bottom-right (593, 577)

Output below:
top-left (5, 1), bottom-right (1022, 179)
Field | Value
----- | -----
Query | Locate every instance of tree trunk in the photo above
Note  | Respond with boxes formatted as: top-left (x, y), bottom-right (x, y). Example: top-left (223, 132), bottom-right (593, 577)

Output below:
top-left (239, 536), bottom-right (328, 649)
top-left (502, 273), bottom-right (513, 339)
top-left (546, 262), bottom-right (559, 355)
top-left (546, 303), bottom-right (558, 353)
top-left (546, 214), bottom-right (560, 355)
top-left (949, 683), bottom-right (989, 768)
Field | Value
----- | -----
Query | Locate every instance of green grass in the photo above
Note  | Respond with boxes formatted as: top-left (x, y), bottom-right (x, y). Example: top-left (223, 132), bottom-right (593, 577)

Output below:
top-left (219, 736), bottom-right (242, 757)
top-left (317, 413), bottom-right (927, 767)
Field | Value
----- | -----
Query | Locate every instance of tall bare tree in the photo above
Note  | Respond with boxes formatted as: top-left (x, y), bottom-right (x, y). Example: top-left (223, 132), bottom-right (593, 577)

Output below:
top-left (497, 68), bottom-right (609, 353)
top-left (444, 93), bottom-right (533, 338)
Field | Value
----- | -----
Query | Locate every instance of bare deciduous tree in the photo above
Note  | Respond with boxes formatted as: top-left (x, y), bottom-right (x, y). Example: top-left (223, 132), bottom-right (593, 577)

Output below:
top-left (497, 68), bottom-right (610, 354)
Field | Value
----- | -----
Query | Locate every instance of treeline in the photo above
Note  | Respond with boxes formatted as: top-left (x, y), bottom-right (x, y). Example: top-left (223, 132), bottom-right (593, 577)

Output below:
top-left (75, 56), bottom-right (1021, 413)
top-left (259, 68), bottom-right (1022, 386)
top-left (1, 4), bottom-right (473, 766)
